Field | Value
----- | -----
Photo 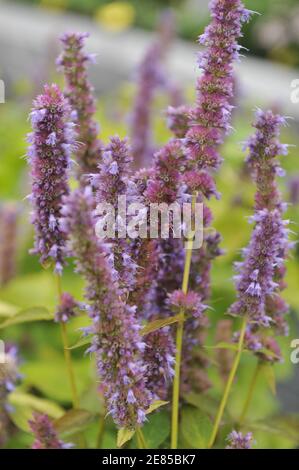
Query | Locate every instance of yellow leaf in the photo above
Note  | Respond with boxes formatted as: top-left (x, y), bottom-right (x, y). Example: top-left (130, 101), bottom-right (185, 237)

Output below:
top-left (141, 314), bottom-right (181, 336)
top-left (117, 428), bottom-right (135, 448)
top-left (146, 400), bottom-right (169, 415)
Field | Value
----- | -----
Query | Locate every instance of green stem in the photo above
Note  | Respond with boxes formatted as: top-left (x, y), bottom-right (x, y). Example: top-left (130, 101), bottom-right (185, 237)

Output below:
top-left (136, 427), bottom-right (147, 449)
top-left (171, 193), bottom-right (197, 450)
top-left (55, 275), bottom-right (80, 409)
top-left (239, 361), bottom-right (261, 425)
top-left (208, 316), bottom-right (247, 449)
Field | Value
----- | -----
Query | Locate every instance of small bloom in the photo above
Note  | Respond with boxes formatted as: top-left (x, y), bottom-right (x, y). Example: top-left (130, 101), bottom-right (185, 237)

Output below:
top-left (226, 430), bottom-right (254, 449)
top-left (54, 292), bottom-right (82, 323)
top-left (29, 412), bottom-right (73, 449)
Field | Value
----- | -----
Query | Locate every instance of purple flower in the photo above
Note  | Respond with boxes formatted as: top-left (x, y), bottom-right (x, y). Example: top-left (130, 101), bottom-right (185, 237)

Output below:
top-left (91, 136), bottom-right (138, 292)
top-left (61, 187), bottom-right (152, 429)
top-left (57, 32), bottom-right (103, 179)
top-left (0, 203), bottom-right (18, 286)
top-left (245, 109), bottom-right (288, 211)
top-left (183, 0), bottom-right (251, 195)
top-left (29, 413), bottom-right (73, 449)
top-left (27, 84), bottom-right (76, 274)
top-left (168, 290), bottom-right (206, 319)
top-left (226, 430), bottom-right (254, 449)
top-left (166, 105), bottom-right (190, 139)
top-left (0, 344), bottom-right (21, 446)
top-left (54, 292), bottom-right (82, 323)
top-left (230, 208), bottom-right (289, 327)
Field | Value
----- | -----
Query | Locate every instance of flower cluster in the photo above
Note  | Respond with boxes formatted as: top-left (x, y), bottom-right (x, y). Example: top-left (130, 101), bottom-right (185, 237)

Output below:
top-left (226, 430), bottom-right (254, 449)
top-left (27, 83), bottom-right (76, 274)
top-left (0, 344), bottom-right (20, 447)
top-left (54, 292), bottom-right (82, 323)
top-left (91, 136), bottom-right (138, 292)
top-left (0, 203), bottom-right (18, 286)
top-left (57, 32), bottom-right (103, 178)
top-left (184, 0), bottom-right (251, 180)
top-left (29, 413), bottom-right (73, 449)
top-left (61, 187), bottom-right (152, 428)
top-left (230, 208), bottom-right (289, 327)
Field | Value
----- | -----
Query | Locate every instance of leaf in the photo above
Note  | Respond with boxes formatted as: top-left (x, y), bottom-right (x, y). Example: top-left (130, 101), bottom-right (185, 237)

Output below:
top-left (0, 306), bottom-right (53, 329)
top-left (68, 335), bottom-right (92, 350)
top-left (54, 409), bottom-right (95, 437)
top-left (260, 363), bottom-right (276, 395)
top-left (117, 428), bottom-right (135, 448)
top-left (146, 400), bottom-right (169, 415)
top-left (141, 314), bottom-right (181, 336)
top-left (181, 406), bottom-right (213, 449)
top-left (204, 341), bottom-right (240, 352)
top-left (140, 410), bottom-right (170, 449)
top-left (248, 414), bottom-right (299, 443)
top-left (183, 392), bottom-right (227, 418)
top-left (0, 300), bottom-right (18, 318)
top-left (8, 391), bottom-right (64, 432)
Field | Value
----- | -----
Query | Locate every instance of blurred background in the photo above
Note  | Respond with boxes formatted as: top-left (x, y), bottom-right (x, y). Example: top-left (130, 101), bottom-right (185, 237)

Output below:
top-left (0, 0), bottom-right (298, 449)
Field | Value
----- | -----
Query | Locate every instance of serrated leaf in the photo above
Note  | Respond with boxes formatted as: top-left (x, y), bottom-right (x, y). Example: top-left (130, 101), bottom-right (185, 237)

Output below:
top-left (146, 400), bottom-right (169, 415)
top-left (0, 301), bottom-right (18, 317)
top-left (141, 314), bottom-right (181, 336)
top-left (68, 335), bottom-right (92, 350)
top-left (181, 406), bottom-right (213, 449)
top-left (54, 409), bottom-right (95, 437)
top-left (117, 428), bottom-right (135, 448)
top-left (0, 306), bottom-right (53, 329)
top-left (8, 391), bottom-right (64, 432)
top-left (261, 363), bottom-right (276, 395)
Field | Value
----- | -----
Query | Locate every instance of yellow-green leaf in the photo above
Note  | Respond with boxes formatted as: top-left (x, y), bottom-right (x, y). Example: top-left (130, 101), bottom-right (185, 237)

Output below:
top-left (117, 428), bottom-right (135, 448)
top-left (54, 409), bottom-right (95, 437)
top-left (68, 335), bottom-right (92, 350)
top-left (141, 314), bottom-right (181, 336)
top-left (146, 400), bottom-right (169, 415)
top-left (0, 300), bottom-right (18, 318)
top-left (0, 306), bottom-right (53, 329)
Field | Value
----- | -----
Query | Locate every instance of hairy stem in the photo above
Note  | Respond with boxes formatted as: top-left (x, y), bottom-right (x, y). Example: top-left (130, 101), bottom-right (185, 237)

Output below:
top-left (208, 316), bottom-right (247, 449)
top-left (171, 193), bottom-right (197, 449)
top-left (239, 360), bottom-right (261, 425)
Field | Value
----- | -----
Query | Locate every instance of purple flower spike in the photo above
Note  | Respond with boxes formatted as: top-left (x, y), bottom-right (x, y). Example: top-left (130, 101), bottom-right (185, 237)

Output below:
top-left (185, 0), bottom-right (251, 172)
top-left (230, 208), bottom-right (289, 327)
top-left (226, 430), bottom-right (254, 449)
top-left (61, 187), bottom-right (152, 429)
top-left (29, 413), bottom-right (73, 449)
top-left (27, 83), bottom-right (76, 273)
top-left (57, 32), bottom-right (103, 179)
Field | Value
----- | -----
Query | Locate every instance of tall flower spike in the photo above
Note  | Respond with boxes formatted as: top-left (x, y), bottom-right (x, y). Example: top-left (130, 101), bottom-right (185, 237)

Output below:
top-left (91, 136), bottom-right (138, 293)
top-left (57, 32), bottom-right (103, 179)
top-left (29, 412), bottom-right (73, 449)
top-left (0, 203), bottom-right (18, 286)
top-left (183, 0), bottom-right (251, 192)
top-left (229, 208), bottom-right (289, 327)
top-left (27, 83), bottom-right (76, 274)
top-left (130, 10), bottom-right (176, 167)
top-left (0, 344), bottom-right (20, 447)
top-left (61, 187), bottom-right (152, 428)
top-left (245, 109), bottom-right (291, 335)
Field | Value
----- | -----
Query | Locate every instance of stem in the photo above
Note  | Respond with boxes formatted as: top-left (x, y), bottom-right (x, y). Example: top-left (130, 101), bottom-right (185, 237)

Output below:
top-left (96, 414), bottom-right (106, 449)
top-left (208, 316), bottom-right (247, 449)
top-left (136, 427), bottom-right (147, 449)
top-left (171, 193), bottom-right (197, 450)
top-left (239, 361), bottom-right (261, 425)
top-left (55, 275), bottom-right (80, 409)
